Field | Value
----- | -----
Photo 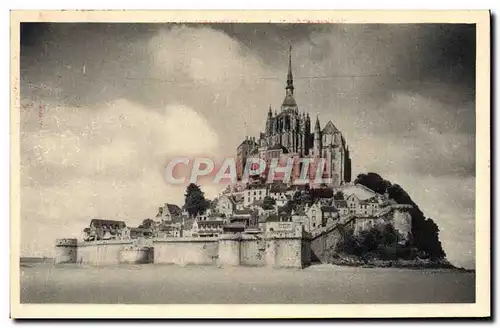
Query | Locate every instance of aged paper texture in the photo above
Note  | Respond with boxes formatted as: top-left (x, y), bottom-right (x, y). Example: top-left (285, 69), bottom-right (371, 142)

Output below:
top-left (10, 10), bottom-right (490, 319)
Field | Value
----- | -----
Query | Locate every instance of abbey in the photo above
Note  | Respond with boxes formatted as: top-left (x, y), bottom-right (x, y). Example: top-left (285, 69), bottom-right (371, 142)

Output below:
top-left (236, 47), bottom-right (352, 187)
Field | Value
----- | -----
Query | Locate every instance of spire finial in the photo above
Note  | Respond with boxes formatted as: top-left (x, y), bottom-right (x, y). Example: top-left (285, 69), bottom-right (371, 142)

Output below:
top-left (286, 44), bottom-right (294, 92)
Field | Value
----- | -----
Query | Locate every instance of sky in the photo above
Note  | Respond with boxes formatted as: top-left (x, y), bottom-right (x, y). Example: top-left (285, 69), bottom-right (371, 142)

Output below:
top-left (19, 23), bottom-right (476, 269)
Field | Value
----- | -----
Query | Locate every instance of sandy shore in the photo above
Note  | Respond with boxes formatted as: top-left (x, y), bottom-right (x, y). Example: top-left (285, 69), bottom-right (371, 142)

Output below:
top-left (20, 263), bottom-right (475, 304)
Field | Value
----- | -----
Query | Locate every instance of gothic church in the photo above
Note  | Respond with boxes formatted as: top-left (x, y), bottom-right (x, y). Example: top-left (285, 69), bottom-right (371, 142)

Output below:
top-left (236, 47), bottom-right (352, 187)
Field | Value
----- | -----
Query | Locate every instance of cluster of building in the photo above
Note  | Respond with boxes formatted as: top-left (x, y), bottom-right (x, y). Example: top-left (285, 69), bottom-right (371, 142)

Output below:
top-left (81, 181), bottom-right (411, 245)
top-left (80, 46), bottom-right (412, 246)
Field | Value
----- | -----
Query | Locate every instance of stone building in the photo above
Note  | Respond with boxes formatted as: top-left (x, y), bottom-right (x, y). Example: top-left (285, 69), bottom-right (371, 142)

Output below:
top-left (84, 219), bottom-right (127, 241)
top-left (155, 203), bottom-right (182, 222)
top-left (216, 194), bottom-right (237, 217)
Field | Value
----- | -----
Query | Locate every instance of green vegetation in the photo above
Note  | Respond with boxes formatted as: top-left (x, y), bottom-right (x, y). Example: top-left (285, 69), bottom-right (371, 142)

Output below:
top-left (335, 224), bottom-right (411, 261)
top-left (262, 196), bottom-right (276, 210)
top-left (354, 172), bottom-right (446, 260)
top-left (184, 183), bottom-right (209, 217)
top-left (333, 191), bottom-right (345, 200)
top-left (138, 218), bottom-right (154, 229)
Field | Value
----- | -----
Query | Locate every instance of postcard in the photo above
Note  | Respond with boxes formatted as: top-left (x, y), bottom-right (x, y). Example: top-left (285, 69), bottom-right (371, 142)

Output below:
top-left (10, 10), bottom-right (490, 319)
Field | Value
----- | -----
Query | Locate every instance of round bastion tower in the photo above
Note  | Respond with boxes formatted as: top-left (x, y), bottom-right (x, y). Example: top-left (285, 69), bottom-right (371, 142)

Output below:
top-left (55, 238), bottom-right (78, 264)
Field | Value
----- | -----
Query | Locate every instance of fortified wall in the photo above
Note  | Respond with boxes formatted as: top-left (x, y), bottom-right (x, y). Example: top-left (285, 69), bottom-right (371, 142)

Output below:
top-left (55, 226), bottom-right (311, 269)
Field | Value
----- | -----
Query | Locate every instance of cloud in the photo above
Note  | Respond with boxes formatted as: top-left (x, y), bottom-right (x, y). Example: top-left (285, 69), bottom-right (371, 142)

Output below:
top-left (20, 98), bottom-right (220, 257)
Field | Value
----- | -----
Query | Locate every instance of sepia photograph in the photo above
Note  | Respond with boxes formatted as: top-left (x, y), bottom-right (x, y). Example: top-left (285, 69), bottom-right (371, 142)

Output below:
top-left (10, 10), bottom-right (490, 318)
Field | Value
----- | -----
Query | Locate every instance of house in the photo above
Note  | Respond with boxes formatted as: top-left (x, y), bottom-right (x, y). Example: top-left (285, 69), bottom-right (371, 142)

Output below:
top-left (334, 199), bottom-right (349, 216)
top-left (268, 185), bottom-right (290, 206)
top-left (321, 205), bottom-right (339, 225)
top-left (233, 194), bottom-right (245, 210)
top-left (265, 220), bottom-right (302, 234)
top-left (195, 209), bottom-right (212, 221)
top-left (129, 227), bottom-right (154, 239)
top-left (336, 183), bottom-right (387, 216)
top-left (291, 208), bottom-right (308, 228)
top-left (191, 219), bottom-right (224, 237)
top-left (305, 203), bottom-right (324, 230)
top-left (243, 185), bottom-right (268, 206)
top-left (345, 194), bottom-right (381, 217)
top-left (156, 224), bottom-right (181, 238)
top-left (86, 219), bottom-right (127, 241)
top-left (216, 194), bottom-right (237, 217)
top-left (223, 222), bottom-right (246, 234)
top-left (156, 203), bottom-right (183, 222)
top-left (230, 209), bottom-right (258, 228)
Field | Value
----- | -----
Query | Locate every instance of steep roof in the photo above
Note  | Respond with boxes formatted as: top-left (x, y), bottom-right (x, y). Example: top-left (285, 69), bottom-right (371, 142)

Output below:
top-left (232, 194), bottom-right (244, 203)
top-left (165, 204), bottom-right (182, 215)
top-left (322, 120), bottom-right (339, 135)
top-left (238, 139), bottom-right (258, 148)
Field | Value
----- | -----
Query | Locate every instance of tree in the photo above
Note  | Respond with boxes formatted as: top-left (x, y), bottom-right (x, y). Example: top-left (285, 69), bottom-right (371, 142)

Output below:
top-left (139, 218), bottom-right (154, 229)
top-left (262, 196), bottom-right (276, 210)
top-left (335, 226), bottom-right (362, 256)
top-left (333, 191), bottom-right (345, 200)
top-left (354, 172), bottom-right (391, 195)
top-left (184, 183), bottom-right (209, 217)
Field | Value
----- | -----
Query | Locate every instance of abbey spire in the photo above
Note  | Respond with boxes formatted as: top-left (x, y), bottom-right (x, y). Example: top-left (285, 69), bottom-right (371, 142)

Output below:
top-left (282, 45), bottom-right (297, 108)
